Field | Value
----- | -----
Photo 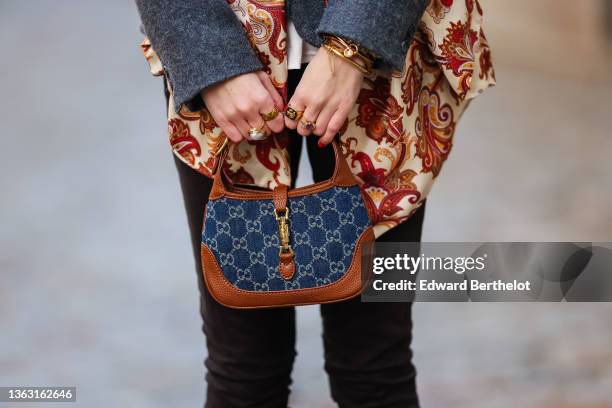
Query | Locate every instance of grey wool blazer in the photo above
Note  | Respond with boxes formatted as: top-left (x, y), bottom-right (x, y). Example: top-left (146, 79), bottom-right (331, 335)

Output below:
top-left (135, 0), bottom-right (429, 112)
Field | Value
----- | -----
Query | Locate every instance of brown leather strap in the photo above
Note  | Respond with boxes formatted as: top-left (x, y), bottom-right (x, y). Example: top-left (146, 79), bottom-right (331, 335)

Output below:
top-left (210, 137), bottom-right (354, 199)
top-left (279, 251), bottom-right (296, 280)
top-left (272, 184), bottom-right (288, 211)
top-left (212, 138), bottom-right (230, 174)
top-left (209, 141), bottom-right (230, 199)
top-left (330, 139), bottom-right (357, 186)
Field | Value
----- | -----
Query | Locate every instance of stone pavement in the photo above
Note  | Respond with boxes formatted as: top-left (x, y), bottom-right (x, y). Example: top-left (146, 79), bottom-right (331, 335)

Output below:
top-left (1, 1), bottom-right (611, 407)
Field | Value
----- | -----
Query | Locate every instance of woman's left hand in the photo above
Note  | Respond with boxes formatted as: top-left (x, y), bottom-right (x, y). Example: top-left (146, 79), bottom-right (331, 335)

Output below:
top-left (285, 47), bottom-right (365, 147)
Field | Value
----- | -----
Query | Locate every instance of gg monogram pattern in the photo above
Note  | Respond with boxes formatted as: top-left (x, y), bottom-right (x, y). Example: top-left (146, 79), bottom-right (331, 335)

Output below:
top-left (140, 0), bottom-right (495, 238)
top-left (202, 186), bottom-right (371, 291)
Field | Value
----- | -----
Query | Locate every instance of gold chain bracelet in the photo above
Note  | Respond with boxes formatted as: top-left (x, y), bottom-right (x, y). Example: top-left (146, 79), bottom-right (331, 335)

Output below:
top-left (323, 44), bottom-right (370, 74)
top-left (322, 35), bottom-right (376, 75)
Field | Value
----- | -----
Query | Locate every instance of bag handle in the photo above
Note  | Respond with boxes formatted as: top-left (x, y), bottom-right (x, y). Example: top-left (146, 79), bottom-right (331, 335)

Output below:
top-left (210, 137), bottom-right (357, 198)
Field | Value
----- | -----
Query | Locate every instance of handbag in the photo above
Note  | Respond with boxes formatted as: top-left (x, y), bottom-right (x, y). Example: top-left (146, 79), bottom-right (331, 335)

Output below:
top-left (200, 140), bottom-right (375, 308)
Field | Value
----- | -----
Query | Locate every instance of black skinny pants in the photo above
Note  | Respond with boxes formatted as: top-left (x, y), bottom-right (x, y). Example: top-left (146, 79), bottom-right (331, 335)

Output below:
top-left (173, 68), bottom-right (425, 408)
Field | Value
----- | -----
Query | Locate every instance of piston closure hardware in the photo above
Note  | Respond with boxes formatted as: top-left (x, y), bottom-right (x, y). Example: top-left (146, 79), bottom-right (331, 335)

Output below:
top-left (274, 207), bottom-right (294, 257)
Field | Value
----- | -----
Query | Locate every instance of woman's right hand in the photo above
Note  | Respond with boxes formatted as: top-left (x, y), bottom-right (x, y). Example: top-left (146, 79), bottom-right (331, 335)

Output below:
top-left (200, 71), bottom-right (285, 143)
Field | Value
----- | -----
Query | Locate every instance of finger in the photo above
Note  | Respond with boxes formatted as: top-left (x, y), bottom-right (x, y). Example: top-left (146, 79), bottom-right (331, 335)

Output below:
top-left (257, 71), bottom-right (284, 110)
top-left (217, 119), bottom-right (244, 143)
top-left (265, 111), bottom-right (285, 134)
top-left (241, 90), bottom-right (274, 137)
top-left (258, 98), bottom-right (284, 134)
top-left (297, 103), bottom-right (322, 137)
top-left (320, 104), bottom-right (351, 146)
top-left (241, 117), bottom-right (271, 142)
top-left (285, 92), bottom-right (306, 130)
top-left (284, 105), bottom-right (305, 130)
top-left (206, 103), bottom-right (243, 143)
top-left (313, 102), bottom-right (336, 137)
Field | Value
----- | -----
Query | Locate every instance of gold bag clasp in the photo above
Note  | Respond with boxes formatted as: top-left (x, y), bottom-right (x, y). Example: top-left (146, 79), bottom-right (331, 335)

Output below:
top-left (274, 207), bottom-right (294, 257)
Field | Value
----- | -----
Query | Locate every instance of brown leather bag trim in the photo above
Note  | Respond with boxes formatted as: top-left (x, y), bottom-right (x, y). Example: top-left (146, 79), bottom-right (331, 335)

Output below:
top-left (279, 251), bottom-right (296, 280)
top-left (209, 172), bottom-right (226, 200)
top-left (209, 140), bottom-right (358, 201)
top-left (201, 226), bottom-right (375, 309)
top-left (273, 185), bottom-right (288, 211)
top-left (360, 188), bottom-right (376, 224)
top-left (333, 142), bottom-right (359, 187)
top-left (209, 145), bottom-right (230, 200)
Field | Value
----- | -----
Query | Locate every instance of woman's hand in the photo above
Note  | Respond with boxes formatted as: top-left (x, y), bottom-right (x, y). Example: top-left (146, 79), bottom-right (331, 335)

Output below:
top-left (201, 71), bottom-right (285, 143)
top-left (285, 48), bottom-right (365, 147)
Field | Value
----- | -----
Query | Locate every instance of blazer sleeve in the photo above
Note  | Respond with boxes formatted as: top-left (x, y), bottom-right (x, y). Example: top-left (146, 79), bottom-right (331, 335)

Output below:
top-left (135, 0), bottom-right (263, 112)
top-left (316, 0), bottom-right (429, 71)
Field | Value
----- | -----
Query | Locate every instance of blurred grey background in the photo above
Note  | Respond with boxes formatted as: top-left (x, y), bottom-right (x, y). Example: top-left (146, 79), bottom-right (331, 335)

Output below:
top-left (1, 0), bottom-right (612, 407)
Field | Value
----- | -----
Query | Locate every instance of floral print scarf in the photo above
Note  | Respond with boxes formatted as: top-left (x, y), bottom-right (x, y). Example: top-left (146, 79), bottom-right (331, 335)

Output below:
top-left (141, 0), bottom-right (496, 238)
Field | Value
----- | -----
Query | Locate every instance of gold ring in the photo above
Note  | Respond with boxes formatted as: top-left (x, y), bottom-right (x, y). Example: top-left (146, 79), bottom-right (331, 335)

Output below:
top-left (285, 106), bottom-right (303, 121)
top-left (248, 127), bottom-right (267, 141)
top-left (300, 119), bottom-right (316, 131)
top-left (260, 106), bottom-right (279, 121)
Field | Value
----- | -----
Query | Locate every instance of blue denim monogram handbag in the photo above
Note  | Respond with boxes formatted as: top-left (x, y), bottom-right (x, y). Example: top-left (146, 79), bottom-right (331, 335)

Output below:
top-left (200, 140), bottom-right (375, 308)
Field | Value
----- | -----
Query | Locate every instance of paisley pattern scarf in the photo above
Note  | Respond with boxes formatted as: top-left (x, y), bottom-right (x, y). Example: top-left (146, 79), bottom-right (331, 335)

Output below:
top-left (141, 0), bottom-right (496, 238)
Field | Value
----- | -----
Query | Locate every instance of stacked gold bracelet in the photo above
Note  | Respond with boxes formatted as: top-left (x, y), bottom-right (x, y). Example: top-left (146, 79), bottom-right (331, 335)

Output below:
top-left (322, 35), bottom-right (376, 75)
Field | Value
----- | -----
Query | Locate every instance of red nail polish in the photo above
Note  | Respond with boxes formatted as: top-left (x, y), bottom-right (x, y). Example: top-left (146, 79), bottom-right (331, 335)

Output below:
top-left (318, 141), bottom-right (324, 148)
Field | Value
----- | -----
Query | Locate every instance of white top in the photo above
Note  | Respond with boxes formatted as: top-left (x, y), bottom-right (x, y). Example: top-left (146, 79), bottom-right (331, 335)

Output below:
top-left (287, 21), bottom-right (319, 70)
